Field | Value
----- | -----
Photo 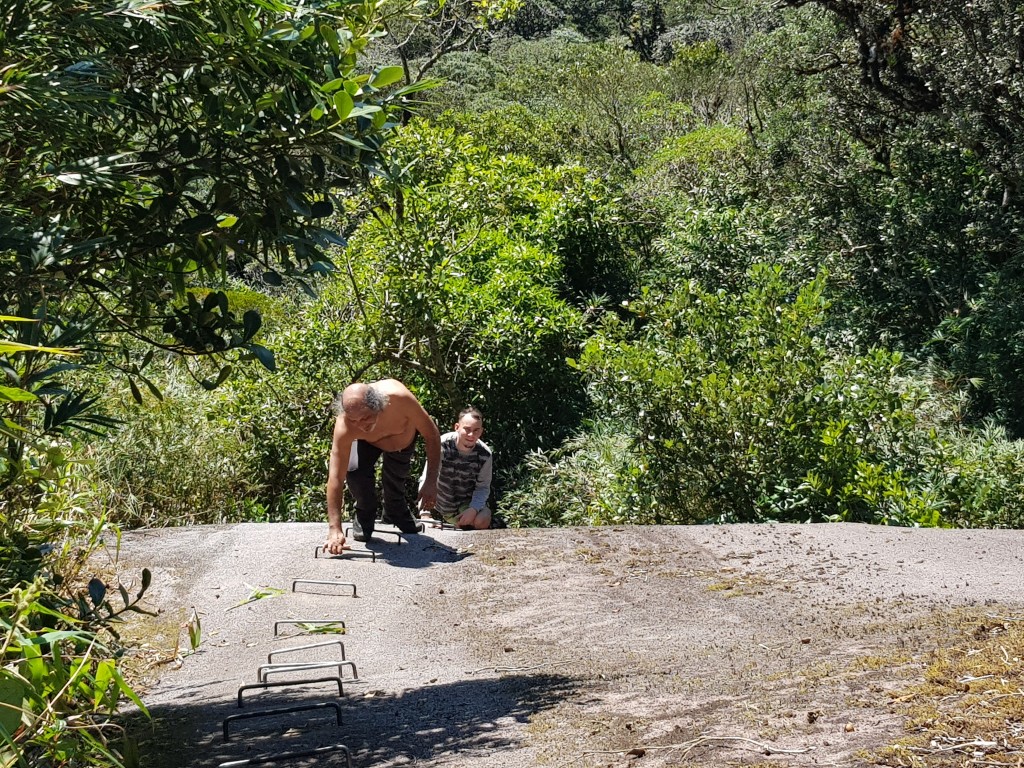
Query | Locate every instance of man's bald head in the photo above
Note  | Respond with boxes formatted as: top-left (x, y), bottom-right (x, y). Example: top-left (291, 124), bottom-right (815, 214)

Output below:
top-left (333, 382), bottom-right (389, 416)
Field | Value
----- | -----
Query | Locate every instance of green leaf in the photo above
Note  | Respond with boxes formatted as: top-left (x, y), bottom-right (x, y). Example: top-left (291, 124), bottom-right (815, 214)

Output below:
top-left (348, 104), bottom-right (382, 119)
top-left (111, 667), bottom-right (148, 716)
top-left (242, 310), bottom-right (262, 342)
top-left (296, 622), bottom-right (346, 635)
top-left (200, 366), bottom-right (232, 390)
top-left (0, 385), bottom-right (37, 403)
top-left (369, 66), bottom-right (404, 88)
top-left (93, 659), bottom-right (114, 708)
top-left (0, 341), bottom-right (78, 355)
top-left (333, 91), bottom-right (354, 122)
top-left (187, 608), bottom-right (201, 651)
top-left (228, 584), bottom-right (284, 610)
top-left (320, 24), bottom-right (341, 56)
top-left (128, 377), bottom-right (143, 404)
top-left (0, 674), bottom-right (26, 735)
top-left (88, 578), bottom-right (106, 606)
top-left (247, 343), bottom-right (277, 372)
top-left (262, 21), bottom-right (300, 41)
top-left (311, 199), bottom-right (334, 218)
top-left (177, 130), bottom-right (201, 158)
top-left (392, 77), bottom-right (443, 97)
top-left (139, 374), bottom-right (164, 401)
top-left (178, 214), bottom-right (217, 234)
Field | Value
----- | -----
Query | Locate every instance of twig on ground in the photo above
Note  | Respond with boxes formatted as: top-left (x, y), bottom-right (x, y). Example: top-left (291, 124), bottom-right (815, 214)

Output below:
top-left (985, 613), bottom-right (1024, 623)
top-left (908, 739), bottom-right (998, 754)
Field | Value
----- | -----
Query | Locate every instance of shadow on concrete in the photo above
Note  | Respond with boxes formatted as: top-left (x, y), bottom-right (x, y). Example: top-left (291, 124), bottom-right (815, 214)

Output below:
top-left (366, 530), bottom-right (472, 569)
top-left (315, 530), bottom-right (470, 570)
top-left (130, 672), bottom-right (580, 767)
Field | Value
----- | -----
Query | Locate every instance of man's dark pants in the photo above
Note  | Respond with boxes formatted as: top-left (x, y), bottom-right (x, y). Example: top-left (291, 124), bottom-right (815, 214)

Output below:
top-left (346, 439), bottom-right (417, 535)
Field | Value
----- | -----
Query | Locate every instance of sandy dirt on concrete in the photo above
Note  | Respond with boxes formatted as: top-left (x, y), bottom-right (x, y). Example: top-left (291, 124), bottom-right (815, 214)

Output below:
top-left (105, 522), bottom-right (1024, 768)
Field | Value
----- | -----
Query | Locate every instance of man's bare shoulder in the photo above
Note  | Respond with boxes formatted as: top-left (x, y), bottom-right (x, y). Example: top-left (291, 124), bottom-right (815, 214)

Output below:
top-left (375, 379), bottom-right (415, 399)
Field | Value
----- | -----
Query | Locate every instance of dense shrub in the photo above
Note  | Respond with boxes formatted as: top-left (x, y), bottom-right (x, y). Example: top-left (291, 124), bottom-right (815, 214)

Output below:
top-left (80, 366), bottom-right (260, 526)
top-left (925, 422), bottom-right (1024, 529)
top-left (578, 265), bottom-right (945, 525)
top-left (500, 420), bottom-right (647, 527)
top-left (2, 442), bottom-right (151, 768)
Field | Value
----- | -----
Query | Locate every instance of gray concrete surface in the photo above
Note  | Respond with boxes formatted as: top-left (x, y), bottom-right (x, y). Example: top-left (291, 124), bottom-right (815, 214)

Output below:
top-left (106, 522), bottom-right (1024, 768)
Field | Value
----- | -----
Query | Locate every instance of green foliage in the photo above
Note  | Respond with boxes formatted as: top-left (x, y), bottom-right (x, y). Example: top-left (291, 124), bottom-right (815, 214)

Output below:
top-left (215, 297), bottom-right (363, 512)
top-left (376, 0), bottom-right (522, 81)
top-left (579, 265), bottom-right (942, 525)
top-left (82, 372), bottom-right (264, 527)
top-left (929, 262), bottom-right (1024, 434)
top-left (4, 0), bottom-right (411, 352)
top-left (432, 106), bottom-right (568, 166)
top-left (632, 124), bottom-right (749, 218)
top-left (649, 202), bottom-right (814, 292)
top-left (927, 422), bottom-right (1024, 529)
top-left (491, 39), bottom-right (692, 175)
top-left (1, 0), bottom-right (418, 427)
top-left (413, 52), bottom-right (504, 114)
top-left (320, 121), bottom-right (645, 463)
top-left (1, 445), bottom-right (153, 768)
top-left (501, 420), bottom-right (646, 527)
top-left (757, 1), bottom-right (1024, 434)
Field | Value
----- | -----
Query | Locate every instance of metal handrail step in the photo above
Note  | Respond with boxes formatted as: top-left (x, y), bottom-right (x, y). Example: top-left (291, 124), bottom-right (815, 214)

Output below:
top-left (291, 579), bottom-right (357, 597)
top-left (257, 660), bottom-right (358, 682)
top-left (273, 619), bottom-right (346, 636)
top-left (236, 676), bottom-right (344, 707)
top-left (268, 638), bottom-right (346, 663)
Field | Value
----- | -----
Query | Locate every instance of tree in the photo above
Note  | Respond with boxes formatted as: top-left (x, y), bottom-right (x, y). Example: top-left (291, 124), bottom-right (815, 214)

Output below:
top-left (580, 265), bottom-right (941, 526)
top-left (1, 0), bottom-right (421, 471)
top-left (374, 0), bottom-right (521, 91)
top-left (751, 2), bottom-right (1024, 429)
top-left (322, 122), bottom-right (602, 464)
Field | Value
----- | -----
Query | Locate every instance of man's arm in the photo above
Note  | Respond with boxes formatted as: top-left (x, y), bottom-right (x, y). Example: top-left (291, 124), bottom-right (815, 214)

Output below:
top-left (469, 452), bottom-right (493, 511)
top-left (325, 418), bottom-right (353, 553)
top-left (411, 399), bottom-right (442, 510)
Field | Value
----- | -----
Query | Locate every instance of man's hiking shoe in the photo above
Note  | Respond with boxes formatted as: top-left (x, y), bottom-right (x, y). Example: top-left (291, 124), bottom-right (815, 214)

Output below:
top-left (396, 520), bottom-right (424, 535)
top-left (352, 517), bottom-right (372, 543)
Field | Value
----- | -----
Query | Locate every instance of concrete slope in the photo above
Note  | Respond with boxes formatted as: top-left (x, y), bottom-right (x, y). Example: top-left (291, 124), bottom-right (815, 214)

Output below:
top-left (108, 522), bottom-right (1024, 768)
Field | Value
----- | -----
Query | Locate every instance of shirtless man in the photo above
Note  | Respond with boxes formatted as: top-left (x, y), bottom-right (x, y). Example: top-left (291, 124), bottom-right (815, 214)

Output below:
top-left (325, 380), bottom-right (441, 553)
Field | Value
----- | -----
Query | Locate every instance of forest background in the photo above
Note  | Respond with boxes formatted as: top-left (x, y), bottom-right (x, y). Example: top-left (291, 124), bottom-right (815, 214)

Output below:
top-left (4, 0), bottom-right (1024, 765)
